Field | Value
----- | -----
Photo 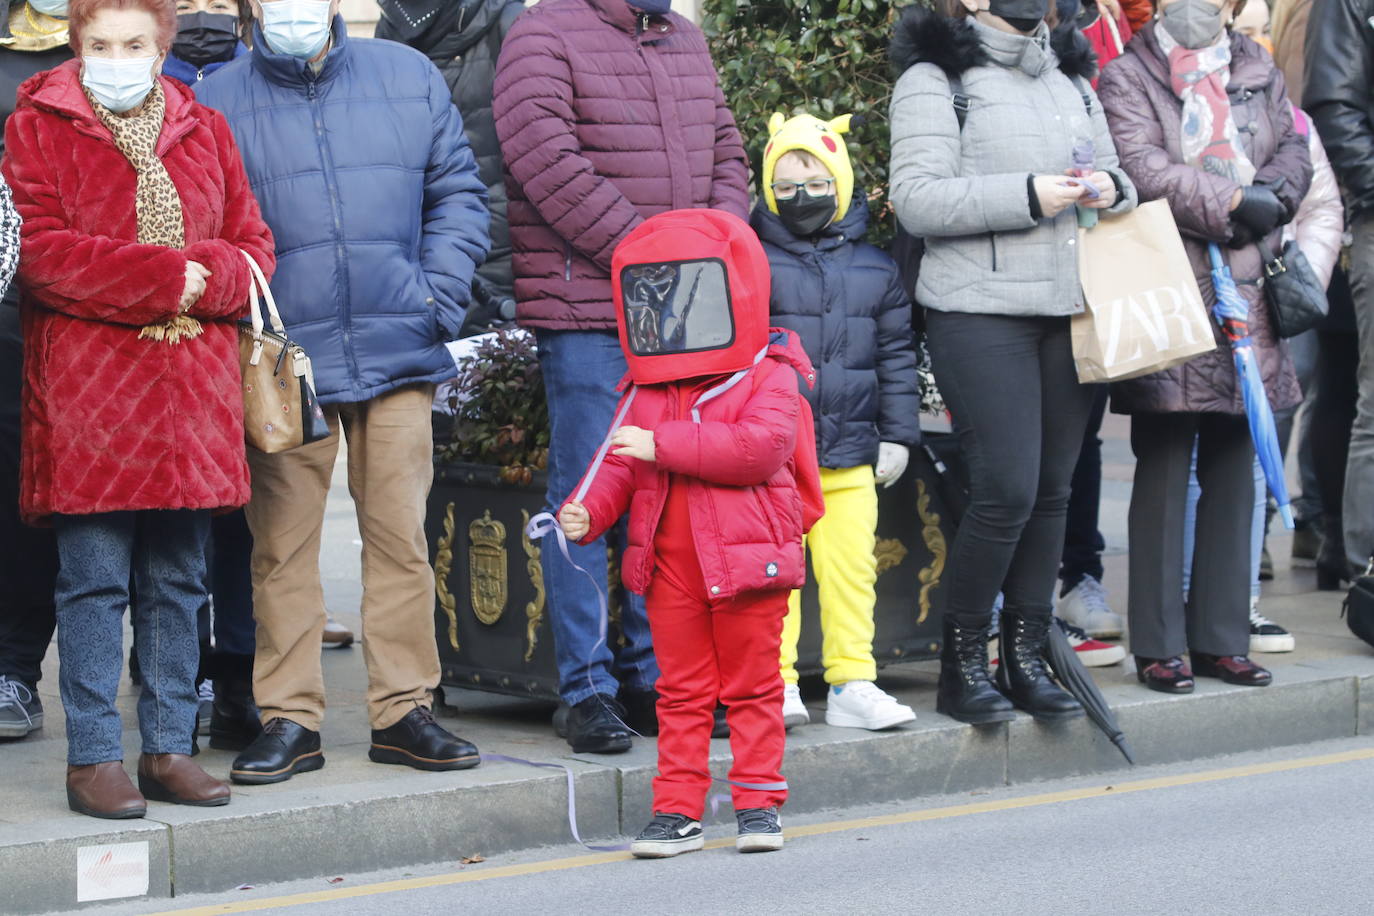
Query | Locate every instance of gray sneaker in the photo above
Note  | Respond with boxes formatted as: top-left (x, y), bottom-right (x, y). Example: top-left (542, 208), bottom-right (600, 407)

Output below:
top-left (0, 676), bottom-right (43, 738)
top-left (735, 806), bottom-right (784, 853)
top-left (630, 812), bottom-right (704, 858)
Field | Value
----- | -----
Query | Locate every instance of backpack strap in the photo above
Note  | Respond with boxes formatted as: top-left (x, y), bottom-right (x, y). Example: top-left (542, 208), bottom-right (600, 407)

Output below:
top-left (949, 73), bottom-right (1091, 130)
top-left (948, 72), bottom-right (971, 130)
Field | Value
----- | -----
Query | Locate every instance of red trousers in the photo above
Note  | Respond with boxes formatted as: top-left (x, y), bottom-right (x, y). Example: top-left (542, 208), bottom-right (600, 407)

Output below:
top-left (645, 533), bottom-right (789, 820)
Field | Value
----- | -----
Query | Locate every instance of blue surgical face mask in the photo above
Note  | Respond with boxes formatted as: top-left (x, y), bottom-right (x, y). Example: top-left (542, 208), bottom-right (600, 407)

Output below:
top-left (27, 0), bottom-right (68, 18)
top-left (260, 0), bottom-right (333, 59)
top-left (81, 55), bottom-right (158, 113)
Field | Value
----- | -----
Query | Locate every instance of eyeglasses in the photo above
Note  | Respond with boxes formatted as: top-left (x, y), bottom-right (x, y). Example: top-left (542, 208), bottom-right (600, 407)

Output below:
top-left (770, 178), bottom-right (835, 201)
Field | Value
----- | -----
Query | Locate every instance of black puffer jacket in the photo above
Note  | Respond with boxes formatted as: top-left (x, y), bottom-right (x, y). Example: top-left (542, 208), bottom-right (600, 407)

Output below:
top-left (377, 0), bottom-right (523, 331)
top-left (1305, 0), bottom-right (1374, 218)
top-left (750, 194), bottom-right (920, 468)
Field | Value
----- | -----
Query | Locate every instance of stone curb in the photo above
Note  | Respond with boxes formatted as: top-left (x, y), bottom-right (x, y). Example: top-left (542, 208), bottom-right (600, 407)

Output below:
top-left (9, 656), bottom-right (1374, 914)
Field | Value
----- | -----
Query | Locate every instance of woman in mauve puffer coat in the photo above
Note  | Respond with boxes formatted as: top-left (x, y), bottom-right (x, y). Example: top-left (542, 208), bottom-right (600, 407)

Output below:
top-left (1097, 0), bottom-right (1311, 695)
top-left (4, 28), bottom-right (273, 818)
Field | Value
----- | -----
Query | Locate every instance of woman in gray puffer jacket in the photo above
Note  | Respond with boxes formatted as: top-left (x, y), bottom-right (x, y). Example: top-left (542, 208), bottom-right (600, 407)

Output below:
top-left (1098, 0), bottom-right (1310, 695)
top-left (889, 0), bottom-right (1136, 726)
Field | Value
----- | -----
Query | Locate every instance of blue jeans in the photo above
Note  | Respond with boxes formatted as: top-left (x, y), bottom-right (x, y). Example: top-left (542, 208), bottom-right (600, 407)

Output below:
top-left (1183, 444), bottom-right (1266, 601)
top-left (536, 330), bottom-right (658, 705)
top-left (55, 510), bottom-right (209, 765)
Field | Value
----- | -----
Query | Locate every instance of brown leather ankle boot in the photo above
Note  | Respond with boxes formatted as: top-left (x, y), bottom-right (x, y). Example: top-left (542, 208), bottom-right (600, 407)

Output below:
top-left (67, 762), bottom-right (146, 819)
top-left (138, 754), bottom-right (231, 807)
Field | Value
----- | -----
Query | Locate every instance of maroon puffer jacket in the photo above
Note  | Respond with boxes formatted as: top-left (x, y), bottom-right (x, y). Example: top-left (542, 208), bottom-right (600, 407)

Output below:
top-left (492, 0), bottom-right (749, 331)
top-left (1098, 25), bottom-right (1310, 416)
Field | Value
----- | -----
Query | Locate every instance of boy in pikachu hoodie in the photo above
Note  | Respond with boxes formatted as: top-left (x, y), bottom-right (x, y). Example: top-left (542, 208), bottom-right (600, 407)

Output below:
top-left (750, 113), bottom-right (921, 731)
top-left (558, 208), bottom-right (823, 857)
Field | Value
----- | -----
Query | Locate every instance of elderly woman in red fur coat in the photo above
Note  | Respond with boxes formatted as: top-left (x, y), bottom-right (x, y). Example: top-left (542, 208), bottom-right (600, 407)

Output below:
top-left (1, 0), bottom-right (273, 820)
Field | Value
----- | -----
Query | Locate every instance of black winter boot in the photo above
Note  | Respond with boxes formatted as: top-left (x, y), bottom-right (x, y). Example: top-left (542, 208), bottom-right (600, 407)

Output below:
top-left (936, 617), bottom-right (1016, 725)
top-left (209, 653), bottom-right (264, 752)
top-left (996, 611), bottom-right (1084, 721)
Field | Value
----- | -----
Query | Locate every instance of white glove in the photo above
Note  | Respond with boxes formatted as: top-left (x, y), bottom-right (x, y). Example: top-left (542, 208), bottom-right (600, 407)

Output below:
top-left (874, 442), bottom-right (910, 489)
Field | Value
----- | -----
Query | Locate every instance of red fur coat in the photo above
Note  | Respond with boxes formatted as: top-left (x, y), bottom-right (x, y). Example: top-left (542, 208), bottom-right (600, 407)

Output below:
top-left (2, 61), bottom-right (275, 523)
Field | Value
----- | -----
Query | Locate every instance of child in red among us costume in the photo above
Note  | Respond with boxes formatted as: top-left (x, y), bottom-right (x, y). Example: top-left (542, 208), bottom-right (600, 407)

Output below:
top-left (557, 208), bottom-right (823, 859)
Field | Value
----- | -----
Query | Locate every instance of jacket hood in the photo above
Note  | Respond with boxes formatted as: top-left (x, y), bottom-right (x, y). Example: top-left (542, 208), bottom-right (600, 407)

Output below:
top-left (766, 327), bottom-right (817, 390)
top-left (890, 4), bottom-right (1098, 81)
top-left (17, 59), bottom-right (199, 147)
top-left (611, 209), bottom-right (771, 386)
top-left (377, 0), bottom-right (512, 59)
top-left (750, 191), bottom-right (871, 253)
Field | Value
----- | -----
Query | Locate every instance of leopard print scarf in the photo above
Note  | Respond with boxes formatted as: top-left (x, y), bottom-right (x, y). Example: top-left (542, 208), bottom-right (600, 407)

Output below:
top-left (87, 80), bottom-right (202, 344)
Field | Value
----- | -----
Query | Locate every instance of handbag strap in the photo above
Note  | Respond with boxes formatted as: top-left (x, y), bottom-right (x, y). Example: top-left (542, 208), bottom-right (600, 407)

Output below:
top-left (240, 250), bottom-right (286, 338)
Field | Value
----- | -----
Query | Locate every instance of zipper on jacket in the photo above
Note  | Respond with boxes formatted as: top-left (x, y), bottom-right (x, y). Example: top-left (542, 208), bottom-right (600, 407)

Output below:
top-left (990, 233), bottom-right (999, 271)
top-left (563, 241), bottom-right (573, 282)
top-left (307, 75), bottom-right (362, 389)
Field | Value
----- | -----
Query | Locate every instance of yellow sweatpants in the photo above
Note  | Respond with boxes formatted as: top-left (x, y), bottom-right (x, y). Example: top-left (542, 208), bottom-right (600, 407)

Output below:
top-left (780, 465), bottom-right (879, 686)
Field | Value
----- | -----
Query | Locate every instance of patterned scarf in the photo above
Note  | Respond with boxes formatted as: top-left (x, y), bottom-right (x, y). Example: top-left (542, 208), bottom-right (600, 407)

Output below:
top-left (86, 80), bottom-right (202, 344)
top-left (1156, 25), bottom-right (1257, 186)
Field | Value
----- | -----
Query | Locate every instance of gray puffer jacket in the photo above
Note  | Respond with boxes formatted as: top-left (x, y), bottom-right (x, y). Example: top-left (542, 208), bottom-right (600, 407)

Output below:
top-left (888, 7), bottom-right (1137, 317)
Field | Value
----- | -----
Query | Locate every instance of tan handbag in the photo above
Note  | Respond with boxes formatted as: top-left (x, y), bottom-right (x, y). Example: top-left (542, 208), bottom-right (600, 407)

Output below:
top-left (1071, 200), bottom-right (1216, 383)
top-left (237, 251), bottom-right (331, 453)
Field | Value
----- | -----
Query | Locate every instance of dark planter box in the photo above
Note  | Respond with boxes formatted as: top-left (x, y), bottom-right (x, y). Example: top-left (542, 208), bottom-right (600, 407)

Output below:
top-left (428, 440), bottom-right (958, 701)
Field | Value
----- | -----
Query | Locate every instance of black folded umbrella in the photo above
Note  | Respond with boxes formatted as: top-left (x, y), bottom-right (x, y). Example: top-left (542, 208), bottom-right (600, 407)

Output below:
top-left (1045, 623), bottom-right (1135, 765)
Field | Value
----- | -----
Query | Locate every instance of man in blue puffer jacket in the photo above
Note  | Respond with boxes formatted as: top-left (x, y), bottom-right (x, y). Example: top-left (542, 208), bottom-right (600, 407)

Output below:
top-left (196, 1), bottom-right (490, 786)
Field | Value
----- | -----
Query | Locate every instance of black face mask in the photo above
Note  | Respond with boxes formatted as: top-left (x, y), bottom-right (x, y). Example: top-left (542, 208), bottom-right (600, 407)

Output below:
top-left (173, 12), bottom-right (239, 68)
top-left (776, 194), bottom-right (838, 238)
top-left (988, 0), bottom-right (1049, 31)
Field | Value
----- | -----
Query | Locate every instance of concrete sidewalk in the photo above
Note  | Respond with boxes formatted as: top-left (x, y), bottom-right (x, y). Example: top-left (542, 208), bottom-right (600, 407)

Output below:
top-left (4, 416), bottom-right (1373, 913)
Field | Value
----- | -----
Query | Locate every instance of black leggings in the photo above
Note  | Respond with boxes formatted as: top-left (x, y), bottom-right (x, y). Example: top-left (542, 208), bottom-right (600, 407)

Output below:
top-left (925, 310), bottom-right (1097, 628)
top-left (1312, 328), bottom-right (1358, 525)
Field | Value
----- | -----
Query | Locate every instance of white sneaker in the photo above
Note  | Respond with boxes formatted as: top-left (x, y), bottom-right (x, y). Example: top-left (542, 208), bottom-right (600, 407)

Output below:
top-left (1056, 576), bottom-right (1124, 639)
top-left (824, 681), bottom-right (916, 730)
top-left (1249, 599), bottom-right (1296, 653)
top-left (1056, 617), bottom-right (1127, 667)
top-left (782, 683), bottom-right (809, 730)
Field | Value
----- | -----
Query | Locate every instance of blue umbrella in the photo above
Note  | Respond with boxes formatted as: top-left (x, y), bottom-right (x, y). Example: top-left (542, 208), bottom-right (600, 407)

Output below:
top-left (1207, 244), bottom-right (1295, 530)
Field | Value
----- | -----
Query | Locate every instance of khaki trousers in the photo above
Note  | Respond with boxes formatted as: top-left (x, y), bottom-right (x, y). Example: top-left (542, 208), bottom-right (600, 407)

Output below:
top-left (245, 383), bottom-right (440, 731)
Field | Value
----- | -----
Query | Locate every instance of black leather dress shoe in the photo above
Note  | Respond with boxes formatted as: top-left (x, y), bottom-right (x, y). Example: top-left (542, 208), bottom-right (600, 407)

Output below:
top-left (230, 718), bottom-right (324, 785)
top-left (1191, 652), bottom-right (1272, 687)
top-left (565, 694), bottom-right (633, 754)
top-left (1136, 656), bottom-right (1195, 694)
top-left (369, 707), bottom-right (480, 771)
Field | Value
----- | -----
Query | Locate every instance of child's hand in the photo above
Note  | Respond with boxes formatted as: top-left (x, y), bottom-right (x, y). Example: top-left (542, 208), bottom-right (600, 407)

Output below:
top-left (611, 425), bottom-right (656, 462)
top-left (559, 500), bottom-right (590, 541)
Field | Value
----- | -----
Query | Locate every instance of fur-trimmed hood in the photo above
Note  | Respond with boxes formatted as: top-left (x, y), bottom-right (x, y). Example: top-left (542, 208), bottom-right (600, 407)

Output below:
top-left (890, 3), bottom-right (1098, 81)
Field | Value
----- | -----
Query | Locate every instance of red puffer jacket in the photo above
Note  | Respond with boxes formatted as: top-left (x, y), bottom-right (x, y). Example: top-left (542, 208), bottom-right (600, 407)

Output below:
top-left (3, 62), bottom-right (275, 523)
top-left (569, 330), bottom-right (823, 600)
top-left (492, 0), bottom-right (749, 331)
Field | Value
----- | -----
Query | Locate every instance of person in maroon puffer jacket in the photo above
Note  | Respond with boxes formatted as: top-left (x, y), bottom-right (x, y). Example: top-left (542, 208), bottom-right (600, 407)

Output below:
top-left (492, 0), bottom-right (749, 755)
top-left (558, 209), bottom-right (823, 857)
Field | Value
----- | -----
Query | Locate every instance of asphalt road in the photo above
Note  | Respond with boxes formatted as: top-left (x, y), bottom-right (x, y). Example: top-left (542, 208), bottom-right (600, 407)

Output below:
top-left (113, 735), bottom-right (1374, 916)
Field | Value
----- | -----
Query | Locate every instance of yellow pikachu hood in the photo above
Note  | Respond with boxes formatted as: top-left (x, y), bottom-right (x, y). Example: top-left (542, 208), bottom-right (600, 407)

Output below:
top-left (761, 112), bottom-right (855, 224)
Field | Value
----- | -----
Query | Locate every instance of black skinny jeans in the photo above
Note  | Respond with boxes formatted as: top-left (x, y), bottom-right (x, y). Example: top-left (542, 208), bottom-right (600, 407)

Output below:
top-left (925, 310), bottom-right (1097, 628)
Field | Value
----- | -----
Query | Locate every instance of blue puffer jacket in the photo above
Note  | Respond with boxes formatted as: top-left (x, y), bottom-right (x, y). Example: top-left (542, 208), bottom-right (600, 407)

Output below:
top-left (196, 18), bottom-right (490, 404)
top-left (750, 194), bottom-right (920, 469)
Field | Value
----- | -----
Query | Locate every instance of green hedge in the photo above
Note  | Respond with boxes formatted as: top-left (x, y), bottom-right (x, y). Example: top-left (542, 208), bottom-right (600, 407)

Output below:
top-left (701, 0), bottom-right (918, 245)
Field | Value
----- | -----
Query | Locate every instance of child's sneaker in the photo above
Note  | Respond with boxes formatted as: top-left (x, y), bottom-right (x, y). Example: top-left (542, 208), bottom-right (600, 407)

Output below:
top-left (1249, 599), bottom-right (1296, 653)
top-left (782, 684), bottom-right (809, 730)
top-left (1055, 618), bottom-right (1126, 667)
top-left (824, 681), bottom-right (916, 730)
top-left (629, 812), bottom-right (704, 859)
top-left (735, 806), bottom-right (784, 853)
